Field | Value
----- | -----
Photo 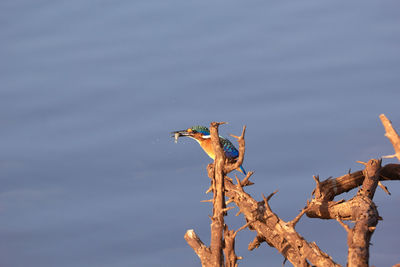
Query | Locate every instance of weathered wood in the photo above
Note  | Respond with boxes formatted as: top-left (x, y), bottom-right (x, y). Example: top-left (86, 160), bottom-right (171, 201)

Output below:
top-left (185, 122), bottom-right (245, 266)
top-left (380, 114), bottom-right (400, 161)
top-left (224, 126), bottom-right (246, 174)
top-left (183, 115), bottom-right (399, 267)
top-left (209, 122), bottom-right (227, 266)
top-left (223, 177), bottom-right (340, 267)
top-left (306, 163), bottom-right (399, 220)
top-left (346, 159), bottom-right (381, 267)
top-left (184, 230), bottom-right (213, 266)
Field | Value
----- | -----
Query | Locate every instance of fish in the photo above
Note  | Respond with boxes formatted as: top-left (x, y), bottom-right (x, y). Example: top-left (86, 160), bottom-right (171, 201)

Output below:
top-left (174, 132), bottom-right (180, 143)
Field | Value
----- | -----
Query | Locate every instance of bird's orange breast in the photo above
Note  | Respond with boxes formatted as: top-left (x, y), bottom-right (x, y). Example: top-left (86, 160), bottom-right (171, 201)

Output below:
top-left (198, 138), bottom-right (215, 159)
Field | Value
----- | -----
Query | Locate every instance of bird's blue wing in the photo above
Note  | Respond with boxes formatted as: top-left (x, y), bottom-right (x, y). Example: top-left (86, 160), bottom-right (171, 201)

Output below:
top-left (219, 137), bottom-right (239, 159)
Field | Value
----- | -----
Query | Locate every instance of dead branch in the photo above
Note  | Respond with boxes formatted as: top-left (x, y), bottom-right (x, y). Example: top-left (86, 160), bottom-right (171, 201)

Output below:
top-left (289, 206), bottom-right (310, 228)
top-left (223, 225), bottom-right (242, 267)
top-left (377, 181), bottom-right (391, 195)
top-left (184, 122), bottom-right (228, 266)
top-left (186, 122), bottom-right (340, 266)
top-left (336, 217), bottom-right (351, 233)
top-left (306, 163), bottom-right (400, 220)
top-left (209, 122), bottom-right (228, 266)
top-left (225, 126), bottom-right (246, 174)
top-left (344, 159), bottom-right (381, 267)
top-left (224, 179), bottom-right (340, 267)
top-left (248, 235), bottom-right (265, 251)
top-left (310, 164), bottom-right (399, 202)
top-left (184, 230), bottom-right (213, 266)
top-left (239, 171), bottom-right (254, 187)
top-left (181, 115), bottom-right (399, 267)
top-left (380, 114), bottom-right (400, 161)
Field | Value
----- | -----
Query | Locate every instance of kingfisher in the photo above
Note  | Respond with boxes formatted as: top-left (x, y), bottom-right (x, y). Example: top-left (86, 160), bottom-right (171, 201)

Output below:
top-left (172, 126), bottom-right (246, 174)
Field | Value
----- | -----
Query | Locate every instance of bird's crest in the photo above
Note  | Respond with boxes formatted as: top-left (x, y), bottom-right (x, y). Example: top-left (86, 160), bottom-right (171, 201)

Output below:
top-left (189, 126), bottom-right (210, 136)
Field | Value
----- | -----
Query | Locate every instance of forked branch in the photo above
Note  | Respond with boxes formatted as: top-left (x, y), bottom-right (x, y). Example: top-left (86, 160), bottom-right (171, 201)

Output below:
top-left (182, 115), bottom-right (399, 267)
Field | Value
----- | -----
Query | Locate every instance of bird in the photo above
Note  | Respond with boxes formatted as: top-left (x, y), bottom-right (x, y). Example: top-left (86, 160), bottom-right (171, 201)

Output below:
top-left (172, 126), bottom-right (246, 174)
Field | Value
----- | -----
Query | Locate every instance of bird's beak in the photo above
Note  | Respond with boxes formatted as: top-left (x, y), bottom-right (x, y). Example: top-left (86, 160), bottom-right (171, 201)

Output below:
top-left (171, 129), bottom-right (191, 138)
top-left (171, 129), bottom-right (192, 143)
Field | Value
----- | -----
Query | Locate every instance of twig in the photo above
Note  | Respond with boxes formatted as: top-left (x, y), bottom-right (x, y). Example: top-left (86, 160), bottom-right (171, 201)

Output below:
top-left (380, 114), bottom-right (400, 161)
top-left (336, 217), bottom-right (351, 233)
top-left (222, 206), bottom-right (236, 213)
top-left (356, 160), bottom-right (368, 166)
top-left (312, 175), bottom-right (322, 199)
top-left (226, 198), bottom-right (234, 205)
top-left (235, 175), bottom-right (243, 191)
top-left (377, 181), bottom-right (391, 195)
top-left (205, 185), bottom-right (213, 194)
top-left (240, 171), bottom-right (254, 186)
top-left (248, 235), bottom-right (265, 251)
top-left (225, 125), bottom-right (246, 174)
top-left (262, 191), bottom-right (278, 214)
top-left (233, 220), bottom-right (253, 237)
top-left (289, 206), bottom-right (310, 228)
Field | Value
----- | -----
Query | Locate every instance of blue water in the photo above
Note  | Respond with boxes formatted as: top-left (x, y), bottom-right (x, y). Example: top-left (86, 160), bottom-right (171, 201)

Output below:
top-left (1, 1), bottom-right (400, 266)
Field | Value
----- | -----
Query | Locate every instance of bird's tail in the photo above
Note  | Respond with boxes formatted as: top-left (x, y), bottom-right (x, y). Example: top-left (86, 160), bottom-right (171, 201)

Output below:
top-left (238, 165), bottom-right (246, 175)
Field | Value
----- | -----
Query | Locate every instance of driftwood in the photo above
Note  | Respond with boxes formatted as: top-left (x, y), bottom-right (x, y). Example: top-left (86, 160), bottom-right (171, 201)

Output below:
top-left (183, 114), bottom-right (400, 267)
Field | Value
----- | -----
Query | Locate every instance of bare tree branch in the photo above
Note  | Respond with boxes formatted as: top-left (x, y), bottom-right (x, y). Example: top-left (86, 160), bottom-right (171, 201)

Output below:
top-left (184, 122), bottom-right (229, 266)
top-left (380, 114), bottom-right (400, 161)
top-left (345, 159), bottom-right (381, 267)
top-left (184, 230), bottom-right (212, 266)
top-left (208, 122), bottom-right (228, 266)
top-left (223, 225), bottom-right (242, 267)
top-left (224, 179), bottom-right (340, 267)
top-left (305, 163), bottom-right (399, 220)
top-left (182, 115), bottom-right (399, 267)
top-left (225, 126), bottom-right (246, 174)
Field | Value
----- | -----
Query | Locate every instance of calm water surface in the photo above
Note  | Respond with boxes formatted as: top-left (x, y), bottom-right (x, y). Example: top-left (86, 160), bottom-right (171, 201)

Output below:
top-left (1, 1), bottom-right (400, 266)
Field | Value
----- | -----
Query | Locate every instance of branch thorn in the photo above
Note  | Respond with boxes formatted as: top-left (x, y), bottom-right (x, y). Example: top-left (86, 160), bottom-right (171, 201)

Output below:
top-left (205, 185), bottom-right (213, 194)
top-left (289, 206), bottom-right (310, 228)
top-left (226, 198), bottom-right (234, 205)
top-left (240, 171), bottom-right (254, 186)
top-left (378, 181), bottom-right (391, 195)
top-left (356, 160), bottom-right (367, 166)
top-left (336, 216), bottom-right (351, 233)
top-left (382, 154), bottom-right (397, 159)
top-left (233, 220), bottom-right (253, 237)
top-left (222, 206), bottom-right (235, 213)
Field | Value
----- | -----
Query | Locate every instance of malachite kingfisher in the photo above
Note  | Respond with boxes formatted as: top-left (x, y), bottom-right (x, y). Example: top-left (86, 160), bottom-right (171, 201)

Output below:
top-left (172, 125), bottom-right (246, 174)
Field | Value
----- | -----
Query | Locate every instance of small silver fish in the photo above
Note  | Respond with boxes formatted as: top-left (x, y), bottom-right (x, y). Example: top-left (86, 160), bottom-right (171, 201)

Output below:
top-left (174, 132), bottom-right (180, 143)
